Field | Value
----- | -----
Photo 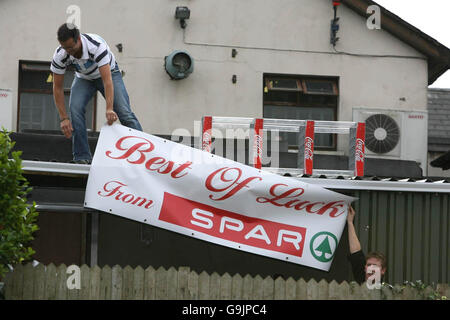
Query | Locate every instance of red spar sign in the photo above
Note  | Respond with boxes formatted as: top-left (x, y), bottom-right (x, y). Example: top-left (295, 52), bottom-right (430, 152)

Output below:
top-left (159, 192), bottom-right (307, 257)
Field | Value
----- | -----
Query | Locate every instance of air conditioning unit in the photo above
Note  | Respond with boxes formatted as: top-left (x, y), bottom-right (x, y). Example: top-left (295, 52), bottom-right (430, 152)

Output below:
top-left (353, 108), bottom-right (428, 173)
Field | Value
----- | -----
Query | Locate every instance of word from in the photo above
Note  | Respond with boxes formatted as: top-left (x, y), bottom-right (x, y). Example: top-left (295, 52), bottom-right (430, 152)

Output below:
top-left (98, 180), bottom-right (154, 210)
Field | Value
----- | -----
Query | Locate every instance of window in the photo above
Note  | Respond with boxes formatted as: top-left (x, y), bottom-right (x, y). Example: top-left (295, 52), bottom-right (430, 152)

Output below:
top-left (18, 61), bottom-right (96, 132)
top-left (263, 74), bottom-right (339, 150)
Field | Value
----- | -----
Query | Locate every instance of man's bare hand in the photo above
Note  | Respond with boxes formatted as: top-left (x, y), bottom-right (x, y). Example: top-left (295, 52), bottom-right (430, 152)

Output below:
top-left (60, 119), bottom-right (73, 138)
top-left (106, 109), bottom-right (118, 125)
top-left (347, 205), bottom-right (356, 224)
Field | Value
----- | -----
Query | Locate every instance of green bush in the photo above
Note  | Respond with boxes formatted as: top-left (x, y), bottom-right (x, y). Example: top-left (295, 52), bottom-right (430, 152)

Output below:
top-left (0, 129), bottom-right (39, 280)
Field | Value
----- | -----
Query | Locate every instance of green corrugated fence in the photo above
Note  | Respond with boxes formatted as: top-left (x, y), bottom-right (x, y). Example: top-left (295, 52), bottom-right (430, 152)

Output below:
top-left (351, 190), bottom-right (449, 285)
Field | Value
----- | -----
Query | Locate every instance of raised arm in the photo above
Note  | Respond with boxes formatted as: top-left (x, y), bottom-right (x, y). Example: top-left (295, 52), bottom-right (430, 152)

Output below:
top-left (347, 205), bottom-right (362, 254)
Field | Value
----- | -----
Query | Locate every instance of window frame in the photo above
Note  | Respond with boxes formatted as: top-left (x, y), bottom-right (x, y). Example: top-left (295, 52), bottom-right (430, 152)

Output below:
top-left (17, 60), bottom-right (97, 133)
top-left (263, 74), bottom-right (339, 151)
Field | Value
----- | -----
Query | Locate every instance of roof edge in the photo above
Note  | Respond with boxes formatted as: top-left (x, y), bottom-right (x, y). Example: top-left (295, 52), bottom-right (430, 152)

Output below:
top-left (342, 0), bottom-right (450, 85)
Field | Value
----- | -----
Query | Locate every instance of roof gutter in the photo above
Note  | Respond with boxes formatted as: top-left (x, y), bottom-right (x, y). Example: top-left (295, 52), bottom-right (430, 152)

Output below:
top-left (22, 160), bottom-right (450, 194)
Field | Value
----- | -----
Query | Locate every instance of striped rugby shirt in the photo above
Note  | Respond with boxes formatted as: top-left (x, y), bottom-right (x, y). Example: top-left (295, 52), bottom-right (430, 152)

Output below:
top-left (50, 33), bottom-right (117, 80)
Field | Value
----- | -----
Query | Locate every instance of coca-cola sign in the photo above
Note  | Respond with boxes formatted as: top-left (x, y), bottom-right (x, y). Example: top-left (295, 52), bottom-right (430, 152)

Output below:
top-left (355, 138), bottom-right (365, 162)
top-left (85, 124), bottom-right (355, 271)
top-left (304, 137), bottom-right (314, 160)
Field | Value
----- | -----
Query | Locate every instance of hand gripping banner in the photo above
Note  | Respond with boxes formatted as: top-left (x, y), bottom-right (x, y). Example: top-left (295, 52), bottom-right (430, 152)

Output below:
top-left (85, 124), bottom-right (356, 271)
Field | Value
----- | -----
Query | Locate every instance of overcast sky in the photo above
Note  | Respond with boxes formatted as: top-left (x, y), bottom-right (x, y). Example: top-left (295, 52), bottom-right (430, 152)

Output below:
top-left (374, 0), bottom-right (450, 88)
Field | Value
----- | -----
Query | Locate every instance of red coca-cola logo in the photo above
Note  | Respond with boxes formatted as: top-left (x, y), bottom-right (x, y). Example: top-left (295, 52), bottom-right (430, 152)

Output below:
top-left (202, 131), bottom-right (212, 152)
top-left (253, 134), bottom-right (263, 155)
top-left (304, 137), bottom-right (314, 160)
top-left (355, 138), bottom-right (365, 162)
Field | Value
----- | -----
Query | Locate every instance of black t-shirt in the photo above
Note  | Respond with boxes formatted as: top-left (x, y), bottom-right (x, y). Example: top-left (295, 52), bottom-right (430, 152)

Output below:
top-left (348, 250), bottom-right (366, 284)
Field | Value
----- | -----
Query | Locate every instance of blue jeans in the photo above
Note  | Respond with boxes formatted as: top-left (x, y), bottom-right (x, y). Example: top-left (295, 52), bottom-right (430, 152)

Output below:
top-left (69, 65), bottom-right (142, 161)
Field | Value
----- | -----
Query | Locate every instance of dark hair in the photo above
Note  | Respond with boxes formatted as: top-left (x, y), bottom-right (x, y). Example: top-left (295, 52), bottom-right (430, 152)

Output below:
top-left (366, 251), bottom-right (387, 270)
top-left (57, 23), bottom-right (80, 42)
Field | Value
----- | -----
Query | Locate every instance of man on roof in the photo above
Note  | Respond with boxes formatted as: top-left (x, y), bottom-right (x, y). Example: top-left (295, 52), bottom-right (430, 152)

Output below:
top-left (51, 23), bottom-right (142, 164)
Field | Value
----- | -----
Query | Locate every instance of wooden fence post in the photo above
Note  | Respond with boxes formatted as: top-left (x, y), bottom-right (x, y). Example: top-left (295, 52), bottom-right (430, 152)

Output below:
top-left (285, 277), bottom-right (296, 300)
top-left (89, 265), bottom-right (101, 299)
top-left (296, 278), bottom-right (307, 300)
top-left (111, 265), bottom-right (123, 300)
top-left (167, 267), bottom-right (178, 299)
top-left (252, 275), bottom-right (263, 300)
top-left (33, 264), bottom-right (46, 300)
top-left (155, 266), bottom-right (167, 300)
top-left (209, 272), bottom-right (220, 300)
top-left (100, 265), bottom-right (112, 300)
top-left (198, 271), bottom-right (210, 300)
top-left (220, 273), bottom-right (232, 300)
top-left (55, 264), bottom-right (67, 300)
top-left (242, 274), bottom-right (253, 300)
top-left (188, 271), bottom-right (199, 300)
top-left (231, 274), bottom-right (243, 300)
top-left (144, 266), bottom-right (156, 300)
top-left (176, 266), bottom-right (189, 300)
top-left (133, 266), bottom-right (144, 300)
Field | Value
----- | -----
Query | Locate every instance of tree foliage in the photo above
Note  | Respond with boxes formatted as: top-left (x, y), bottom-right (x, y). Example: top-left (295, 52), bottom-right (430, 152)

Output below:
top-left (0, 129), bottom-right (39, 279)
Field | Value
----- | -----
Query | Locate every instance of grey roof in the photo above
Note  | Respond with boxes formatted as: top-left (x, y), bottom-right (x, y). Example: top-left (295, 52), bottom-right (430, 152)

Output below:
top-left (428, 88), bottom-right (450, 152)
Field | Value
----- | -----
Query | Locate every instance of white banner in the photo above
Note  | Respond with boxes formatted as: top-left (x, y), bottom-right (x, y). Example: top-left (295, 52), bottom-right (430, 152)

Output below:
top-left (85, 124), bottom-right (356, 271)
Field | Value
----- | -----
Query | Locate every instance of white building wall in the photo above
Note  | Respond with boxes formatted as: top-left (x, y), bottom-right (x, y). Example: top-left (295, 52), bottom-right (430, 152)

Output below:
top-left (0, 0), bottom-right (428, 158)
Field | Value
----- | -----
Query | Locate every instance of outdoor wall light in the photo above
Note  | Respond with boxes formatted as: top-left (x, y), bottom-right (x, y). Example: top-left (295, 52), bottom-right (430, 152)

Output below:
top-left (164, 50), bottom-right (194, 80)
top-left (175, 6), bottom-right (190, 29)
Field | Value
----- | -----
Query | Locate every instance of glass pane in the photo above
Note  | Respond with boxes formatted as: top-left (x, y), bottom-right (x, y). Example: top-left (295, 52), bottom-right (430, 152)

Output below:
top-left (304, 80), bottom-right (334, 94)
top-left (264, 90), bottom-right (298, 104)
top-left (269, 79), bottom-right (299, 90)
top-left (263, 105), bottom-right (334, 148)
top-left (19, 92), bottom-right (94, 132)
top-left (21, 71), bottom-right (53, 91)
top-left (21, 62), bottom-right (76, 91)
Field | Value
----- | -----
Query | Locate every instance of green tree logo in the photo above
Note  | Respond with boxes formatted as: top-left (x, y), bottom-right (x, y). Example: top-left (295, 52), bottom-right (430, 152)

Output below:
top-left (310, 232), bottom-right (338, 263)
